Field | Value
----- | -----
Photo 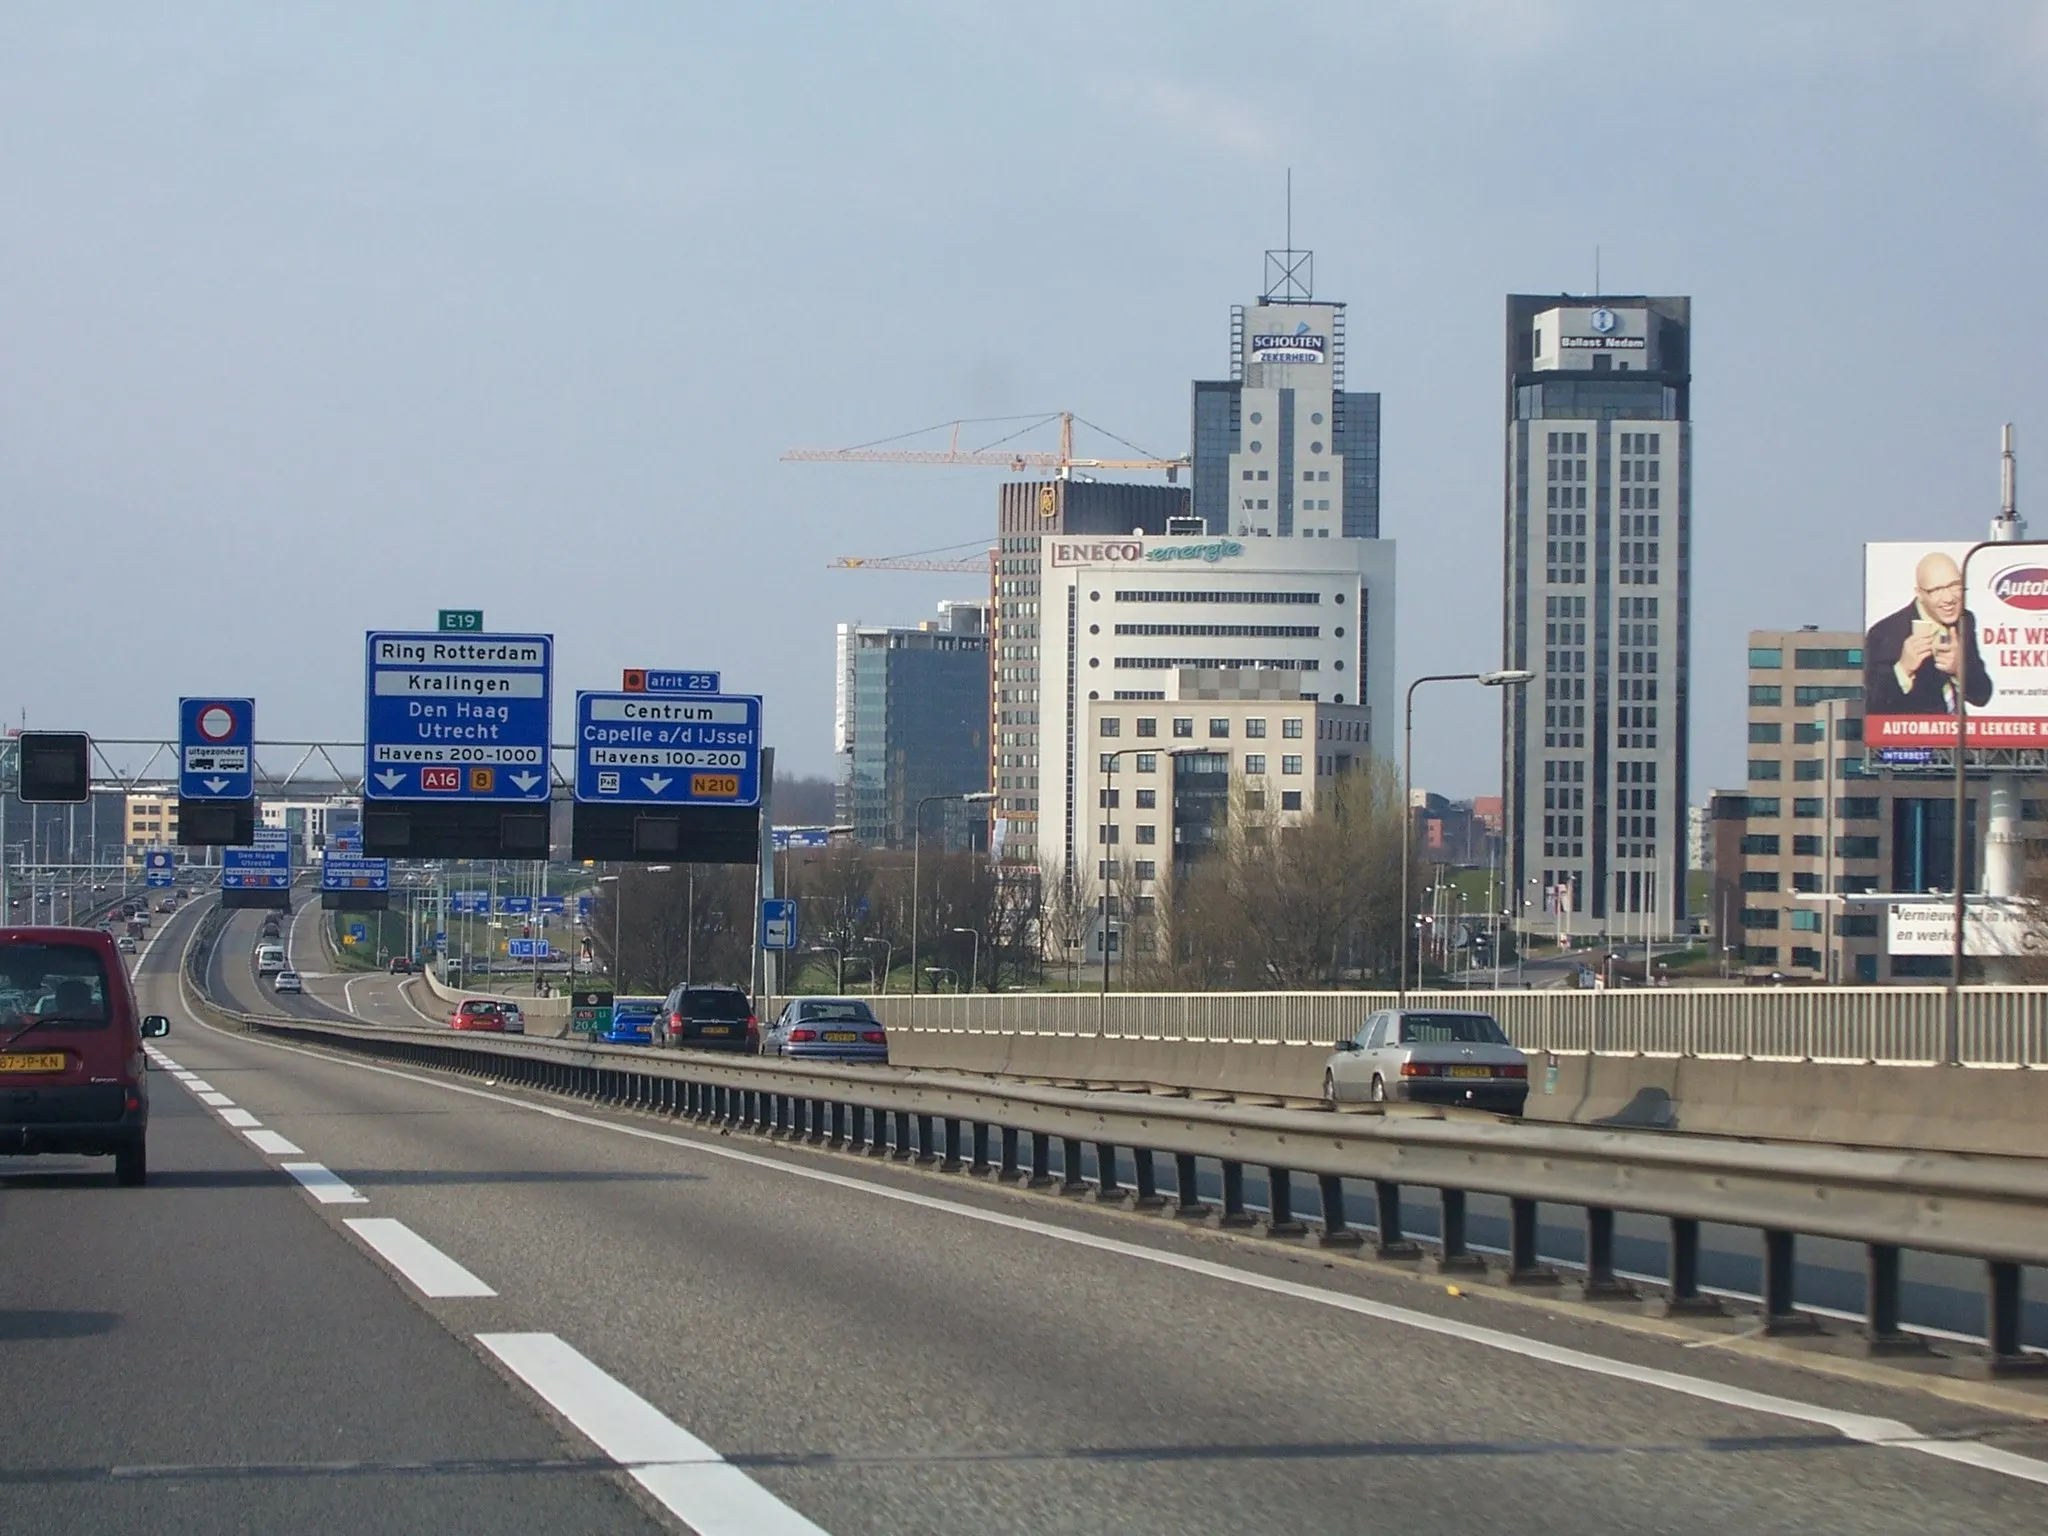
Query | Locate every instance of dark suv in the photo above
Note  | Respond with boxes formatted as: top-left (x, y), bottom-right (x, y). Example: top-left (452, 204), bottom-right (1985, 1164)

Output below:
top-left (0, 926), bottom-right (170, 1184)
top-left (660, 985), bottom-right (757, 1053)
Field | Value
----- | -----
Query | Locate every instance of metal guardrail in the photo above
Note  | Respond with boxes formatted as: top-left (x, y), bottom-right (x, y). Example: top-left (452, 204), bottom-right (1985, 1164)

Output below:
top-left (838, 987), bottom-right (2048, 1066)
top-left (188, 980), bottom-right (2048, 1374)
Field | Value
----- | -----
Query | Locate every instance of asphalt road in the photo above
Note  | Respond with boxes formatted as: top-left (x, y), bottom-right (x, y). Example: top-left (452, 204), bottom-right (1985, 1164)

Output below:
top-left (10, 895), bottom-right (2048, 1532)
top-left (269, 902), bottom-right (2048, 1350)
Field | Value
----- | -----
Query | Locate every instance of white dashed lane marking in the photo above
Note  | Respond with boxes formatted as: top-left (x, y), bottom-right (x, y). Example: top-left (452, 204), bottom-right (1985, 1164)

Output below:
top-left (343, 1218), bottom-right (497, 1299)
top-left (243, 1129), bottom-right (304, 1156)
top-left (281, 1163), bottom-right (368, 1205)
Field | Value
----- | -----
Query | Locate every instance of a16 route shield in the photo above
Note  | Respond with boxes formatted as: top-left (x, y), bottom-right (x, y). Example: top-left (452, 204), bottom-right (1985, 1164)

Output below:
top-left (574, 691), bottom-right (761, 806)
top-left (364, 632), bottom-right (552, 801)
top-left (179, 697), bottom-right (255, 800)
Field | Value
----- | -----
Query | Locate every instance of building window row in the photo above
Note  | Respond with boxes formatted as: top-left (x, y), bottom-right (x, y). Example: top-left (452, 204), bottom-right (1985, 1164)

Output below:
top-left (1547, 485), bottom-right (1589, 510)
top-left (1111, 624), bottom-right (1321, 639)
top-left (1113, 589), bottom-right (1322, 605)
top-left (1111, 656), bottom-right (1320, 672)
top-left (1619, 487), bottom-right (1661, 510)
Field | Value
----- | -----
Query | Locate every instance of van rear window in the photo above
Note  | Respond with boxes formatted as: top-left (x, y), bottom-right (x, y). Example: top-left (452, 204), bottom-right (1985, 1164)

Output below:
top-left (682, 989), bottom-right (750, 1020)
top-left (0, 941), bottom-right (113, 1031)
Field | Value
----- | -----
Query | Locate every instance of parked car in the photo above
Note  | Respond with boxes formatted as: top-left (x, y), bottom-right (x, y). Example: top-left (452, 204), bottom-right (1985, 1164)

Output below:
top-left (449, 999), bottom-right (505, 1032)
top-left (599, 997), bottom-right (663, 1046)
top-left (1323, 1009), bottom-right (1528, 1115)
top-left (0, 924), bottom-right (170, 1183)
top-left (762, 997), bottom-right (889, 1063)
top-left (273, 970), bottom-right (303, 994)
top-left (659, 984), bottom-right (757, 1053)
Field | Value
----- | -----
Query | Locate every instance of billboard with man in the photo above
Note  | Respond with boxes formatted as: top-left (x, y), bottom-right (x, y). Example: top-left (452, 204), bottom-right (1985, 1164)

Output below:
top-left (1864, 541), bottom-right (2048, 746)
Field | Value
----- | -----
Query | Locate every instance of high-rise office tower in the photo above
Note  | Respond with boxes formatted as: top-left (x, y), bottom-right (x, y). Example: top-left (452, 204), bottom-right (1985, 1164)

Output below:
top-left (1501, 294), bottom-right (1692, 932)
top-left (1191, 250), bottom-right (1381, 540)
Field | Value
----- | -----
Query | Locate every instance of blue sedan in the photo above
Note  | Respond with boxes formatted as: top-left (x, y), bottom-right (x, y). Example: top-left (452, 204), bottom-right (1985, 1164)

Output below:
top-left (598, 996), bottom-right (665, 1046)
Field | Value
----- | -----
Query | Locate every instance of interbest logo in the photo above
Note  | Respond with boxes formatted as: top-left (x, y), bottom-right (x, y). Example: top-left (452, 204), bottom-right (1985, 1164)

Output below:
top-left (1992, 565), bottom-right (2048, 611)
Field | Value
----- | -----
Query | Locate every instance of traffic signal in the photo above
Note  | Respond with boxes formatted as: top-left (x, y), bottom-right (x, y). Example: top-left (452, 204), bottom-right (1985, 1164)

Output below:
top-left (16, 732), bottom-right (91, 803)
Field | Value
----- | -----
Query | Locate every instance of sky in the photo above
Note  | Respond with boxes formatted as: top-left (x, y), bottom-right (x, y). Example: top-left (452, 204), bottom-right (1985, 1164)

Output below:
top-left (4, 1), bottom-right (2047, 798)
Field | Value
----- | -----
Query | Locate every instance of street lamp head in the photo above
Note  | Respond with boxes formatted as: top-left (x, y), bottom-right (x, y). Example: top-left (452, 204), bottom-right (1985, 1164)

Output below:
top-left (1479, 669), bottom-right (1535, 688)
top-left (961, 792), bottom-right (997, 804)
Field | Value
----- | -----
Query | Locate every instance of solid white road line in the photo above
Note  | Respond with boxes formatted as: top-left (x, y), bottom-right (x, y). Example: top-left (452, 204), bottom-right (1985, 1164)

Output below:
top-left (219, 1107), bottom-right (260, 1128)
top-left (479, 1332), bottom-right (829, 1536)
top-left (182, 1078), bottom-right (216, 1092)
top-left (280, 1162), bottom-right (368, 1204)
top-left (197, 1091), bottom-right (235, 1107)
top-left (343, 1218), bottom-right (497, 1298)
top-left (243, 1129), bottom-right (304, 1156)
top-left (187, 1012), bottom-right (2048, 1493)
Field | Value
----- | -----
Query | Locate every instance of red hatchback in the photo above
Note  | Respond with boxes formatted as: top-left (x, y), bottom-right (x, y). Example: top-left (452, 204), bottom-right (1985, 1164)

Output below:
top-left (0, 925), bottom-right (170, 1185)
top-left (449, 999), bottom-right (505, 1031)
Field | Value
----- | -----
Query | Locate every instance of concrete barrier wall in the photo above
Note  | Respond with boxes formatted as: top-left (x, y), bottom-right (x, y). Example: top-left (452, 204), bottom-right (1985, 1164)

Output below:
top-left (797, 985), bottom-right (2048, 1067)
top-left (421, 961), bottom-right (573, 1021)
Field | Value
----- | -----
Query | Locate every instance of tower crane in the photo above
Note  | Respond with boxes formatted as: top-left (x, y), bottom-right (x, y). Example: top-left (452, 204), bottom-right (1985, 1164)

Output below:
top-left (783, 411), bottom-right (1186, 480)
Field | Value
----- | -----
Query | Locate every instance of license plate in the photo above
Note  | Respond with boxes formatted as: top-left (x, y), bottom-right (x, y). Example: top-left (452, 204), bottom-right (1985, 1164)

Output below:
top-left (0, 1053), bottom-right (66, 1074)
top-left (697, 1025), bottom-right (731, 1036)
top-left (1447, 1065), bottom-right (1492, 1079)
top-left (822, 1031), bottom-right (859, 1042)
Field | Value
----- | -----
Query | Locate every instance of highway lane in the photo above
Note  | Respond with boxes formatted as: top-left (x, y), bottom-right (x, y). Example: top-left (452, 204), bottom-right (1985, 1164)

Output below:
top-left (0, 897), bottom-right (668, 1534)
top-left (282, 915), bottom-right (2046, 1350)
top-left (151, 919), bottom-right (2048, 1531)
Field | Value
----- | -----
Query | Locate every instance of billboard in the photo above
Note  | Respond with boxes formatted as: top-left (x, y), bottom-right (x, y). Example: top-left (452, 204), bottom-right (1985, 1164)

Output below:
top-left (1886, 900), bottom-right (2047, 958)
top-left (1863, 541), bottom-right (2048, 747)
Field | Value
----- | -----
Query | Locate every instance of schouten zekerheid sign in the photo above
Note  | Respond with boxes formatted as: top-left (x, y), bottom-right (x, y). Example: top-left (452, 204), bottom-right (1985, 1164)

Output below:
top-left (574, 688), bottom-right (762, 806)
top-left (363, 631), bottom-right (553, 801)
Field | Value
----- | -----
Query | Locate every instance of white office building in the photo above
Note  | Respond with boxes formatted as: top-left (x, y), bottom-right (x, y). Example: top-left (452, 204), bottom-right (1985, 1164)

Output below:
top-left (1036, 531), bottom-right (1396, 884)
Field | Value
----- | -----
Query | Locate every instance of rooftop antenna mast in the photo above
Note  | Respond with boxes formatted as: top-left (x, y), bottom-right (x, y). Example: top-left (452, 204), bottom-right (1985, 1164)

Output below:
top-left (1994, 423), bottom-right (2024, 541)
top-left (1263, 167), bottom-right (1312, 302)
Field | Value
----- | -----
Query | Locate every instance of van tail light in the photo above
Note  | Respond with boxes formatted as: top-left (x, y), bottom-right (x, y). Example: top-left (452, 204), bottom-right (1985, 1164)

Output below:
top-left (1399, 1062), bottom-right (1443, 1078)
top-left (1499, 1064), bottom-right (1528, 1079)
top-left (861, 1031), bottom-right (887, 1044)
top-left (125, 1090), bottom-right (142, 1113)
top-left (789, 1029), bottom-right (818, 1043)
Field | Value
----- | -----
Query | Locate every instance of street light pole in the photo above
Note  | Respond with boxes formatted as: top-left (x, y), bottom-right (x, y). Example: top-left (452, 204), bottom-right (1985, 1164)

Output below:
top-left (951, 927), bottom-right (980, 994)
top-left (1400, 669), bottom-right (1533, 1005)
top-left (911, 790), bottom-right (996, 997)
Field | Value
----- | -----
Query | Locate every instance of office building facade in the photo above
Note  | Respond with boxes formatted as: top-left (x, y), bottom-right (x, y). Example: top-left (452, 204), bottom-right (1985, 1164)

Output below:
top-left (1037, 531), bottom-right (1396, 884)
top-left (1191, 296), bottom-right (1381, 540)
top-left (1502, 294), bottom-right (1692, 935)
top-left (991, 480), bottom-right (1189, 852)
top-left (837, 603), bottom-right (991, 851)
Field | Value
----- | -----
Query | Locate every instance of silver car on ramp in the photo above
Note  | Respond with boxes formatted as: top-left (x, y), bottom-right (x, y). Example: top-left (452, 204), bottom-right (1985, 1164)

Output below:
top-left (1324, 1009), bottom-right (1528, 1114)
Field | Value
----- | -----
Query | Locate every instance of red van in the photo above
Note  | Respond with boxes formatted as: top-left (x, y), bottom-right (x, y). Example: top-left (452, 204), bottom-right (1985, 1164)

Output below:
top-left (0, 925), bottom-right (170, 1185)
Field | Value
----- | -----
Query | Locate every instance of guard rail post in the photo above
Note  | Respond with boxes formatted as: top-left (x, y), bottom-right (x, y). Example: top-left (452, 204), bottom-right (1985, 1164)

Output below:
top-left (1374, 1181), bottom-right (1420, 1261)
top-left (1094, 1143), bottom-right (1122, 1203)
top-left (1218, 1162), bottom-right (1255, 1229)
top-left (997, 1126), bottom-right (1021, 1182)
top-left (830, 1100), bottom-right (848, 1148)
top-left (1663, 1218), bottom-right (1722, 1315)
top-left (1027, 1132), bottom-right (1054, 1189)
top-left (969, 1122), bottom-right (992, 1177)
top-left (1173, 1154), bottom-right (1207, 1220)
top-left (941, 1118), bottom-right (963, 1172)
top-left (915, 1115), bottom-right (938, 1165)
top-left (1266, 1167), bottom-right (1305, 1238)
top-left (1059, 1138), bottom-right (1089, 1196)
top-left (1762, 1231), bottom-right (1820, 1335)
top-left (1864, 1245), bottom-right (1923, 1356)
top-left (1986, 1263), bottom-right (2048, 1378)
top-left (1131, 1148), bottom-right (1164, 1212)
top-left (1507, 1198), bottom-right (1558, 1286)
top-left (847, 1103), bottom-right (868, 1152)
top-left (1582, 1208), bottom-right (1636, 1300)
top-left (867, 1108), bottom-right (891, 1158)
top-left (893, 1112), bottom-right (914, 1161)
top-left (1436, 1189), bottom-right (1484, 1273)
top-left (1316, 1175), bottom-right (1362, 1249)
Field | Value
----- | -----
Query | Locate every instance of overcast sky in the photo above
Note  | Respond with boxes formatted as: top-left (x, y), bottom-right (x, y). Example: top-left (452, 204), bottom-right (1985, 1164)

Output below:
top-left (4, 2), bottom-right (2046, 798)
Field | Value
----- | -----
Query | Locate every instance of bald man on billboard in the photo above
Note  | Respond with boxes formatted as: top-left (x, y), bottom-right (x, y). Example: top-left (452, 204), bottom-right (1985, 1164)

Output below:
top-left (1864, 550), bottom-right (1993, 715)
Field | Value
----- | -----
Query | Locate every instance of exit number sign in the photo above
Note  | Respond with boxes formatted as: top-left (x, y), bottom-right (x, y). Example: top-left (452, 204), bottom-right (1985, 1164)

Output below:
top-left (438, 609), bottom-right (484, 632)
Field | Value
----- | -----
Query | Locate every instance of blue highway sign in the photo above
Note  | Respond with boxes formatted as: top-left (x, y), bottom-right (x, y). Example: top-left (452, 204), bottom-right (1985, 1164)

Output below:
top-left (773, 826), bottom-right (833, 851)
top-left (508, 938), bottom-right (551, 959)
top-left (179, 698), bottom-right (255, 800)
top-left (537, 894), bottom-right (565, 915)
top-left (500, 895), bottom-right (533, 916)
top-left (330, 825), bottom-right (363, 854)
top-left (623, 669), bottom-right (720, 695)
top-left (576, 895), bottom-right (593, 920)
top-left (144, 849), bottom-right (176, 888)
top-left (761, 897), bottom-right (798, 951)
top-left (322, 855), bottom-right (390, 892)
top-left (364, 631), bottom-right (552, 801)
top-left (574, 691), bottom-right (762, 807)
top-left (450, 890), bottom-right (490, 914)
top-left (222, 846), bottom-right (290, 890)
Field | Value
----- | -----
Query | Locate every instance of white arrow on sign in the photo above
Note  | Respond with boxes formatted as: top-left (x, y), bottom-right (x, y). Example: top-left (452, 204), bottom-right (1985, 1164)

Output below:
top-left (642, 775), bottom-right (673, 794)
top-left (202, 777), bottom-right (230, 793)
top-left (375, 770), bottom-right (406, 790)
top-left (509, 772), bottom-right (541, 792)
